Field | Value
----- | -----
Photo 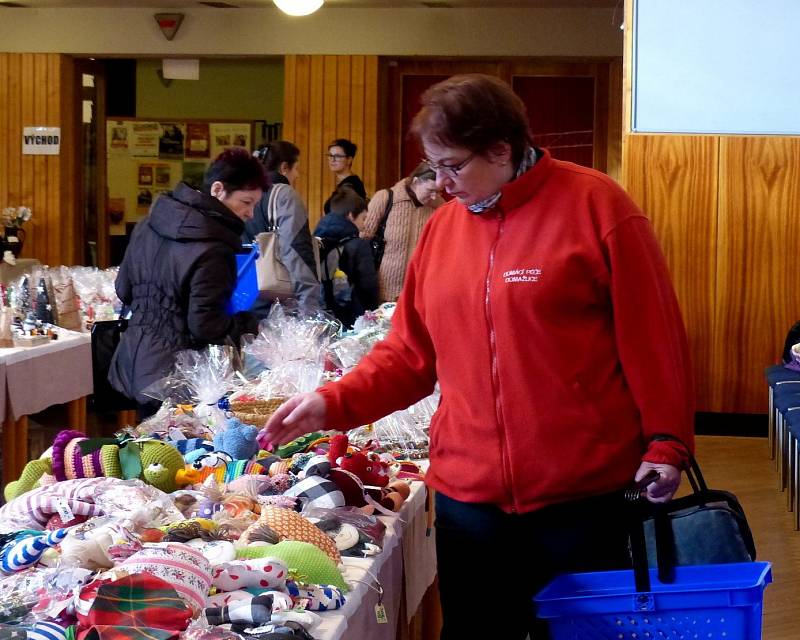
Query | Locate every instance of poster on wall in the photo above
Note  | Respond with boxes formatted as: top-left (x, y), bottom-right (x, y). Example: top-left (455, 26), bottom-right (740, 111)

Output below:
top-left (108, 197), bottom-right (126, 226)
top-left (159, 122), bottom-right (186, 159)
top-left (107, 121), bottom-right (129, 154)
top-left (137, 188), bottom-right (153, 216)
top-left (185, 123), bottom-right (211, 159)
top-left (138, 164), bottom-right (154, 186)
top-left (130, 121), bottom-right (160, 157)
top-left (209, 123), bottom-right (251, 158)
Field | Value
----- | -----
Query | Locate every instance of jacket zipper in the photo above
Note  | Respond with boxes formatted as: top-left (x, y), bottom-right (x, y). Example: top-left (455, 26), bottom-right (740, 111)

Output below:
top-left (484, 211), bottom-right (517, 513)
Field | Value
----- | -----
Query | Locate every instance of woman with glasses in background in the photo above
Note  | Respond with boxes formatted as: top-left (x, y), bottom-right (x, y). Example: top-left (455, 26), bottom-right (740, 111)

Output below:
top-left (322, 138), bottom-right (366, 214)
top-left (262, 74), bottom-right (694, 639)
top-left (360, 161), bottom-right (440, 302)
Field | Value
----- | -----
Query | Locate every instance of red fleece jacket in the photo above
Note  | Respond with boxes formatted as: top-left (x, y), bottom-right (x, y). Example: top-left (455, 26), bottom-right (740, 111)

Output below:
top-left (319, 150), bottom-right (695, 514)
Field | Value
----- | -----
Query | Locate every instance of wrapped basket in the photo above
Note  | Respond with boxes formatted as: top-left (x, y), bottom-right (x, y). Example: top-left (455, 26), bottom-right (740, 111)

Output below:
top-left (229, 397), bottom-right (287, 426)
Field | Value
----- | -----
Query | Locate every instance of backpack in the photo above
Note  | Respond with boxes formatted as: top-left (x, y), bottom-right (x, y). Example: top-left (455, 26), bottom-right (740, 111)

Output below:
top-left (317, 235), bottom-right (358, 326)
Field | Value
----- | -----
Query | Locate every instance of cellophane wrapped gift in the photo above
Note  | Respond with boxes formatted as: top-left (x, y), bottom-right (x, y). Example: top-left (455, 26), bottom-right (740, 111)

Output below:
top-left (238, 304), bottom-right (339, 405)
top-left (140, 344), bottom-right (240, 432)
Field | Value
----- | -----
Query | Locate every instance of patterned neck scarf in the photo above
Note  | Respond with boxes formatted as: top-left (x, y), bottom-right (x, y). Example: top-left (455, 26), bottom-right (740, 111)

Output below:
top-left (467, 146), bottom-right (538, 214)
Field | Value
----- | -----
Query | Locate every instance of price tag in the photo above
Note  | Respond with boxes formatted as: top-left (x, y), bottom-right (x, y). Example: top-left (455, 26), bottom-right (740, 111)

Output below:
top-left (375, 603), bottom-right (388, 624)
top-left (54, 497), bottom-right (75, 523)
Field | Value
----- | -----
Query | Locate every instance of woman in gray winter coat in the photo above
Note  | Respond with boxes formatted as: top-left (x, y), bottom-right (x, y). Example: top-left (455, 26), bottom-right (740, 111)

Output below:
top-left (109, 148), bottom-right (267, 417)
top-left (246, 141), bottom-right (320, 315)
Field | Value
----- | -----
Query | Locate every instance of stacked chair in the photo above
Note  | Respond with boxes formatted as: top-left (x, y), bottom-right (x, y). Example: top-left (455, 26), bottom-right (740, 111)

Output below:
top-left (766, 321), bottom-right (800, 529)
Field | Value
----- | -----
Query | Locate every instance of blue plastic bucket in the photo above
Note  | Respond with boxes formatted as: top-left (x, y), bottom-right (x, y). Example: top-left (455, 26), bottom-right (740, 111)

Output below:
top-left (535, 562), bottom-right (772, 640)
top-left (227, 244), bottom-right (259, 314)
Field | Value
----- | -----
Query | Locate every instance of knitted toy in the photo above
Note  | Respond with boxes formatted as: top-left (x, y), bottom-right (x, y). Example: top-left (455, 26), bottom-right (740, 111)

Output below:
top-left (213, 419), bottom-right (260, 461)
top-left (4, 430), bottom-right (186, 500)
top-left (327, 434), bottom-right (389, 488)
top-left (176, 459), bottom-right (267, 486)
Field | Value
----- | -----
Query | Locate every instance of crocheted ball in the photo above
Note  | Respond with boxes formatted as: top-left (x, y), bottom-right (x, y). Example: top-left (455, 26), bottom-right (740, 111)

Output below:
top-left (270, 473), bottom-right (294, 494)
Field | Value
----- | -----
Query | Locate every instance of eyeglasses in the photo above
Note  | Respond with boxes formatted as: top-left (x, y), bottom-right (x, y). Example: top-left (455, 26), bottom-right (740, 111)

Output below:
top-left (327, 153), bottom-right (348, 161)
top-left (424, 153), bottom-right (475, 178)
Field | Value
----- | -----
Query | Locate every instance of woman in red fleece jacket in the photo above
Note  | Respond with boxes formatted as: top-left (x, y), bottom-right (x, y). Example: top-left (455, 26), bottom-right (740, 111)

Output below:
top-left (262, 74), bottom-right (694, 639)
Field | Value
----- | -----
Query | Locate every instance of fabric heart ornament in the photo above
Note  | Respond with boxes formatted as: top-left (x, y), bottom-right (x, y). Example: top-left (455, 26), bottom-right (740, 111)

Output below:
top-left (210, 557), bottom-right (288, 592)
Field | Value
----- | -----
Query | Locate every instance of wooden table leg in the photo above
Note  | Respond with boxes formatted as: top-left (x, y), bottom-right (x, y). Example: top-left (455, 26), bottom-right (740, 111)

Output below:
top-left (67, 396), bottom-right (87, 433)
top-left (2, 414), bottom-right (28, 489)
top-left (117, 410), bottom-right (137, 430)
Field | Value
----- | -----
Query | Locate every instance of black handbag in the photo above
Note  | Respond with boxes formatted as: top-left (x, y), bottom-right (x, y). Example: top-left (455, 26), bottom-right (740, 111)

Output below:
top-left (90, 317), bottom-right (137, 412)
top-left (371, 188), bottom-right (394, 269)
top-left (628, 435), bottom-right (756, 591)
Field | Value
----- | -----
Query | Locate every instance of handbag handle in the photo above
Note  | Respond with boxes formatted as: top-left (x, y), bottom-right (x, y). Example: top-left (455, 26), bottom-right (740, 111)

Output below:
top-left (627, 434), bottom-right (699, 592)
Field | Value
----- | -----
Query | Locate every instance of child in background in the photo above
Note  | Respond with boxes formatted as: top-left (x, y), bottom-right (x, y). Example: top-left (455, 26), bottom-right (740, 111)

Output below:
top-left (313, 187), bottom-right (378, 327)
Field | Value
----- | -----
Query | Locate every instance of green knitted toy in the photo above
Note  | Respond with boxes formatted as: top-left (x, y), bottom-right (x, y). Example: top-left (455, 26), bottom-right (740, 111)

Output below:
top-left (4, 429), bottom-right (186, 501)
top-left (236, 541), bottom-right (348, 591)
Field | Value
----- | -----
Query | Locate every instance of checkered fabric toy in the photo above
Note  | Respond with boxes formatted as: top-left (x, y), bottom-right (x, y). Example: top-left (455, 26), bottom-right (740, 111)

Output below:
top-left (204, 594), bottom-right (274, 631)
top-left (282, 476), bottom-right (344, 511)
top-left (0, 529), bottom-right (69, 574)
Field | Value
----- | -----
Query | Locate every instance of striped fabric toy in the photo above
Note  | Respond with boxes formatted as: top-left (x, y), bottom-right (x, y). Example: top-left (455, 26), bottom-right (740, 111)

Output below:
top-left (0, 528), bottom-right (68, 574)
top-left (0, 621), bottom-right (68, 640)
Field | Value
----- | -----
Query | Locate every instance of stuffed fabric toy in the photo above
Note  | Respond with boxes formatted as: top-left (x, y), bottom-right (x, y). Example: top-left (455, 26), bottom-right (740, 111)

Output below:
top-left (0, 529), bottom-right (68, 574)
top-left (213, 419), bottom-right (260, 461)
top-left (204, 593), bottom-right (274, 630)
top-left (4, 430), bottom-right (186, 500)
top-left (236, 542), bottom-right (347, 592)
top-left (239, 506), bottom-right (340, 563)
top-left (211, 557), bottom-right (289, 592)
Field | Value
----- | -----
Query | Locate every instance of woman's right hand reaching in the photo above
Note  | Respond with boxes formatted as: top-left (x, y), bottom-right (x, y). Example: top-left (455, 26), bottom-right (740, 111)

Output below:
top-left (258, 392), bottom-right (327, 450)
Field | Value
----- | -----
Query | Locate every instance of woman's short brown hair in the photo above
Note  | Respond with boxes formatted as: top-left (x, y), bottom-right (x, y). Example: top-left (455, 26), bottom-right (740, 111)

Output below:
top-left (410, 74), bottom-right (533, 168)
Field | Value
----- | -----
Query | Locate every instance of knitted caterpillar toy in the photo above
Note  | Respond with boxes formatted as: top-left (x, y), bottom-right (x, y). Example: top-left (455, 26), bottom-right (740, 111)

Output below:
top-left (4, 430), bottom-right (186, 501)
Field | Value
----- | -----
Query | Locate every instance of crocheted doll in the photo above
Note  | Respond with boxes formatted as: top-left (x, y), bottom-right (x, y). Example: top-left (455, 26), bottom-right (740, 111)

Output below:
top-left (4, 430), bottom-right (186, 500)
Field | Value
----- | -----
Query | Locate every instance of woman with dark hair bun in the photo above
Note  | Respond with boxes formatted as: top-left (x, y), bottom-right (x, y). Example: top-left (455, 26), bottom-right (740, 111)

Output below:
top-left (323, 137), bottom-right (366, 214)
top-left (246, 140), bottom-right (320, 315)
top-left (110, 147), bottom-right (266, 418)
top-left (262, 74), bottom-right (694, 639)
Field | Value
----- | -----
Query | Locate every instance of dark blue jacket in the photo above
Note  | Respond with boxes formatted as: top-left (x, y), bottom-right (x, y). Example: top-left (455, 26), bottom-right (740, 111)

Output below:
top-left (314, 213), bottom-right (379, 321)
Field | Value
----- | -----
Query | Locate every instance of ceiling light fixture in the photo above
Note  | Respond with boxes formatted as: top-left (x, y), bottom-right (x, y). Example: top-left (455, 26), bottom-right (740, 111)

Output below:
top-left (273, 0), bottom-right (323, 17)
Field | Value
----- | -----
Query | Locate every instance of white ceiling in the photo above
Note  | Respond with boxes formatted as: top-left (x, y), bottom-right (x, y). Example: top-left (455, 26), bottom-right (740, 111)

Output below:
top-left (0, 0), bottom-right (619, 8)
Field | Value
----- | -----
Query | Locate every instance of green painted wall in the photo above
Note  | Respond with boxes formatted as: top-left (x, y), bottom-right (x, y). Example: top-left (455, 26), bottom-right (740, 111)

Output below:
top-left (136, 57), bottom-right (283, 123)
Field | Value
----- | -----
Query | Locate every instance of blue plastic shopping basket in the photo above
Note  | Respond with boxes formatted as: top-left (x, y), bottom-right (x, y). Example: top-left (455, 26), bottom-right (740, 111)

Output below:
top-left (227, 244), bottom-right (259, 314)
top-left (535, 561), bottom-right (772, 640)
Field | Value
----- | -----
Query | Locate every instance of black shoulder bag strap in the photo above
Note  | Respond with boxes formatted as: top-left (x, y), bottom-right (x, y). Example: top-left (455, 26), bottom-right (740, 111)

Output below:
top-left (374, 188), bottom-right (394, 247)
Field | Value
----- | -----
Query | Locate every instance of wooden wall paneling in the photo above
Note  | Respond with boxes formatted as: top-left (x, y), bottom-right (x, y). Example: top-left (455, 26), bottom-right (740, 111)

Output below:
top-left (61, 55), bottom-right (80, 265)
top-left (606, 60), bottom-right (623, 181)
top-left (362, 55), bottom-right (378, 197)
top-left (350, 55), bottom-right (366, 192)
top-left (284, 55), bottom-right (379, 229)
top-left (307, 56), bottom-right (325, 231)
top-left (0, 53), bottom-right (79, 266)
top-left (0, 55), bottom-right (8, 211)
top-left (336, 56), bottom-right (351, 149)
top-left (713, 137), bottom-right (800, 413)
top-left (283, 55), bottom-right (297, 144)
top-left (622, 135), bottom-right (719, 413)
top-left (6, 55), bottom-right (22, 213)
top-left (20, 55), bottom-right (36, 260)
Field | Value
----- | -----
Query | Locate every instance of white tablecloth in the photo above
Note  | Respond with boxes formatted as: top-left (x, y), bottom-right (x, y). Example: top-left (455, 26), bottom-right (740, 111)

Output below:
top-left (0, 330), bottom-right (92, 420)
top-left (314, 479), bottom-right (437, 640)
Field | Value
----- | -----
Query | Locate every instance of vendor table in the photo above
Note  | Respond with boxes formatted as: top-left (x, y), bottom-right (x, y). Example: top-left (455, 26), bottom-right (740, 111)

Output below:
top-left (314, 480), bottom-right (438, 640)
top-left (0, 330), bottom-right (93, 487)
